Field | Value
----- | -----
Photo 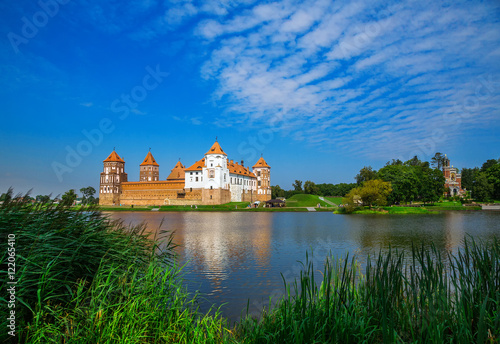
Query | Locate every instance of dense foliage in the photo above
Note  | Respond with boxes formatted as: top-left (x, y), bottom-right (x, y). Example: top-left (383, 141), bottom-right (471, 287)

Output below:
top-left (462, 158), bottom-right (500, 201)
top-left (271, 154), bottom-right (499, 204)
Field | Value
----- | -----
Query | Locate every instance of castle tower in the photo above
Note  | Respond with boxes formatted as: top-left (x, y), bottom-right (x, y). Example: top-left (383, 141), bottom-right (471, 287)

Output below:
top-left (140, 150), bottom-right (159, 181)
top-left (253, 156), bottom-right (271, 201)
top-left (99, 150), bottom-right (128, 205)
top-left (201, 139), bottom-right (231, 204)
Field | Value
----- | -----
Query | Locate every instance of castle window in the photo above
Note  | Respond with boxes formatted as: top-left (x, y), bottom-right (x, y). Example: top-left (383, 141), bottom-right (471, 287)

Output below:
top-left (210, 186), bottom-right (213, 190)
top-left (257, 171), bottom-right (261, 177)
top-left (196, 177), bottom-right (198, 182)
top-left (210, 195), bottom-right (212, 199)
top-left (258, 181), bottom-right (261, 186)
top-left (190, 172), bottom-right (193, 175)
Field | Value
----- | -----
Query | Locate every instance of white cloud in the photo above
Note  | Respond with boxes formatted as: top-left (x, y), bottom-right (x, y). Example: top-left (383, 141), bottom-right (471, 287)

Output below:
top-left (195, 0), bottom-right (500, 160)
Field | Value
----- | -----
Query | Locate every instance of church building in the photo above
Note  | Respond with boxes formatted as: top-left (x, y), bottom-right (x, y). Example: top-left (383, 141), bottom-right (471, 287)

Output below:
top-left (99, 140), bottom-right (271, 206)
top-left (442, 154), bottom-right (465, 197)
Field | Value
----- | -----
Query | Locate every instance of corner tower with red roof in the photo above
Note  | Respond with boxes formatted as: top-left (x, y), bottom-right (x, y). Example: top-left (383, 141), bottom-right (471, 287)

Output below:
top-left (140, 150), bottom-right (160, 182)
top-left (253, 156), bottom-right (271, 202)
top-left (99, 150), bottom-right (128, 205)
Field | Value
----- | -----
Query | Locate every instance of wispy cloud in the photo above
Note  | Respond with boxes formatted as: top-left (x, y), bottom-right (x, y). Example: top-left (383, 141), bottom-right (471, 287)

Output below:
top-left (194, 0), bottom-right (500, 160)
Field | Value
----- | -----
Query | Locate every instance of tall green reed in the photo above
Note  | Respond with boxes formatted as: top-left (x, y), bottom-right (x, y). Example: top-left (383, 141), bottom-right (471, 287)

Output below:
top-left (236, 237), bottom-right (499, 343)
top-left (0, 189), bottom-right (231, 343)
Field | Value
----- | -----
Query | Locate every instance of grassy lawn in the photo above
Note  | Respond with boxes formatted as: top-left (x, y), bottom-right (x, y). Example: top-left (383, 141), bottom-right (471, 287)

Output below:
top-left (285, 194), bottom-right (331, 207)
top-left (336, 207), bottom-right (439, 214)
top-left (324, 196), bottom-right (343, 205)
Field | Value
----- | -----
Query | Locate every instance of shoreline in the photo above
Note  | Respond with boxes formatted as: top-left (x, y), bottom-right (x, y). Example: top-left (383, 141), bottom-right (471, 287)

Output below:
top-left (97, 205), bottom-right (484, 213)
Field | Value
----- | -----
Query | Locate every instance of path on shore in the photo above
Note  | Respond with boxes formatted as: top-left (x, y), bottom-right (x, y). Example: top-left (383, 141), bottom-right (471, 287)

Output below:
top-left (319, 197), bottom-right (337, 206)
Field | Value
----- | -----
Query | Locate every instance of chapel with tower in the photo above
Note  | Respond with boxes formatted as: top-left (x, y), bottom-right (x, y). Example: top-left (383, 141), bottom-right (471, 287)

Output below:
top-left (99, 139), bottom-right (271, 206)
top-left (442, 154), bottom-right (465, 197)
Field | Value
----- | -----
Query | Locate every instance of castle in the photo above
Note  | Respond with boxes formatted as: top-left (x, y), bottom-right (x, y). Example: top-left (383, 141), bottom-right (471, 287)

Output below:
top-left (443, 154), bottom-right (465, 197)
top-left (99, 140), bottom-right (271, 206)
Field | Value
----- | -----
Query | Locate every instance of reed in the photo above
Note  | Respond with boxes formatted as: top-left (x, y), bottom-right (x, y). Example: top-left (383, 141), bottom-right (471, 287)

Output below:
top-left (0, 189), bottom-right (231, 343)
top-left (235, 238), bottom-right (500, 343)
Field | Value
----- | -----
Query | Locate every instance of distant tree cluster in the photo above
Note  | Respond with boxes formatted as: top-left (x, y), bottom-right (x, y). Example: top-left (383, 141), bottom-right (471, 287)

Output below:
top-left (271, 154), bottom-right (500, 206)
top-left (461, 158), bottom-right (500, 201)
top-left (271, 180), bottom-right (357, 199)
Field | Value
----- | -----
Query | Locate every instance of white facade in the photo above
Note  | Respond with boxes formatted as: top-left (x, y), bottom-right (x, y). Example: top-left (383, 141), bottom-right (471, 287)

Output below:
top-left (185, 170), bottom-right (204, 189)
top-left (203, 153), bottom-right (229, 190)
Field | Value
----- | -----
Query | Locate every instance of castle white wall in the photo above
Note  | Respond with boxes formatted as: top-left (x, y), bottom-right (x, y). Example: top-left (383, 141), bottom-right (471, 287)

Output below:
top-left (185, 170), bottom-right (204, 189)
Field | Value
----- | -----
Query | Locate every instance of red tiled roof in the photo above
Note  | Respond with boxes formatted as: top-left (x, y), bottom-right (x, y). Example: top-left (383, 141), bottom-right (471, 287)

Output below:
top-left (167, 161), bottom-right (185, 180)
top-left (253, 157), bottom-right (270, 168)
top-left (185, 158), bottom-right (205, 171)
top-left (103, 150), bottom-right (125, 163)
top-left (228, 161), bottom-right (256, 178)
top-left (205, 141), bottom-right (227, 156)
top-left (140, 151), bottom-right (159, 166)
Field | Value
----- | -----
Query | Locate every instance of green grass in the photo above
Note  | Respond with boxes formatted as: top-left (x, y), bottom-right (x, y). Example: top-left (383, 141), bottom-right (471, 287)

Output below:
top-left (324, 196), bottom-right (343, 205)
top-left (335, 206), bottom-right (440, 214)
top-left (285, 194), bottom-right (331, 207)
top-left (434, 201), bottom-right (464, 207)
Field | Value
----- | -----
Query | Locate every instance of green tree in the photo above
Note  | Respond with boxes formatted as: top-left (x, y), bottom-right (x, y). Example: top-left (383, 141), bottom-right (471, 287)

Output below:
top-left (385, 159), bottom-right (403, 166)
top-left (292, 180), bottom-right (303, 192)
top-left (405, 155), bottom-right (424, 167)
top-left (484, 164), bottom-right (500, 199)
top-left (304, 181), bottom-right (319, 195)
top-left (342, 179), bottom-right (392, 212)
top-left (481, 159), bottom-right (499, 172)
top-left (61, 189), bottom-right (77, 206)
top-left (358, 179), bottom-right (392, 208)
top-left (36, 195), bottom-right (51, 203)
top-left (355, 166), bottom-right (378, 185)
top-left (418, 167), bottom-right (445, 204)
top-left (461, 167), bottom-right (479, 191)
top-left (431, 152), bottom-right (446, 170)
top-left (80, 186), bottom-right (96, 205)
top-left (342, 187), bottom-right (362, 213)
top-left (378, 165), bottom-right (420, 204)
top-left (472, 173), bottom-right (493, 201)
top-left (271, 185), bottom-right (286, 199)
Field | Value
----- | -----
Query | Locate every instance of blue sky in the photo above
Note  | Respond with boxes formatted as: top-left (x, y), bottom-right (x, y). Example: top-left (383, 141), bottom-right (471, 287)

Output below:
top-left (0, 0), bottom-right (499, 197)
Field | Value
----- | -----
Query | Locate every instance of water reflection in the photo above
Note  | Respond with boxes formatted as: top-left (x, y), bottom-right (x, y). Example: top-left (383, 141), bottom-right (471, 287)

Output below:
top-left (109, 211), bottom-right (500, 323)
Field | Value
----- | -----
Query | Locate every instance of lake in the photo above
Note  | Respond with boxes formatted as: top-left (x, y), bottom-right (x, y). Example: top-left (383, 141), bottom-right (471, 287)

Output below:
top-left (109, 211), bottom-right (500, 324)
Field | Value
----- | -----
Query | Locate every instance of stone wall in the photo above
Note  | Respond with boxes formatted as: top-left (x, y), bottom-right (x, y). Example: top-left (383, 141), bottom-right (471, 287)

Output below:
top-left (99, 193), bottom-right (120, 206)
top-left (201, 188), bottom-right (231, 205)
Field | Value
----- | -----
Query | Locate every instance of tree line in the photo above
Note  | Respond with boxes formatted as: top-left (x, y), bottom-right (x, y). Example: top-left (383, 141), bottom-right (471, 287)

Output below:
top-left (0, 187), bottom-right (98, 206)
top-left (271, 180), bottom-right (357, 199)
top-left (271, 153), bottom-right (500, 207)
top-left (461, 159), bottom-right (500, 201)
